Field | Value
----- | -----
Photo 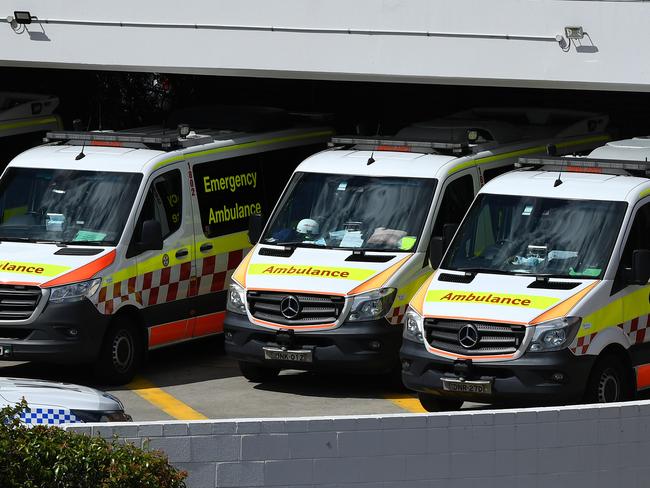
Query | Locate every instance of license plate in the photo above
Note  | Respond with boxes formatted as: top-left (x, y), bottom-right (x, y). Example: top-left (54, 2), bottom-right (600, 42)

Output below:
top-left (442, 378), bottom-right (492, 394)
top-left (263, 347), bottom-right (313, 363)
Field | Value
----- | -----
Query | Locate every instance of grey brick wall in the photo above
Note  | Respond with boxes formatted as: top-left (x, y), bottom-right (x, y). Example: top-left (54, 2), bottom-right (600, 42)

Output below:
top-left (64, 400), bottom-right (650, 488)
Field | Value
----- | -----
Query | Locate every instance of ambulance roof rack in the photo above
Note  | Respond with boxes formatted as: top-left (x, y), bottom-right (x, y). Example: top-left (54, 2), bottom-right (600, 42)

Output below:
top-left (329, 136), bottom-right (471, 155)
top-left (44, 129), bottom-right (214, 150)
top-left (518, 156), bottom-right (650, 177)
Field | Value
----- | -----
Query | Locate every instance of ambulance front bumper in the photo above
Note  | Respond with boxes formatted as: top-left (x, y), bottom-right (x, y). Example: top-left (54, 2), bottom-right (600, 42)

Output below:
top-left (400, 337), bottom-right (595, 405)
top-left (224, 312), bottom-right (402, 373)
top-left (0, 299), bottom-right (110, 363)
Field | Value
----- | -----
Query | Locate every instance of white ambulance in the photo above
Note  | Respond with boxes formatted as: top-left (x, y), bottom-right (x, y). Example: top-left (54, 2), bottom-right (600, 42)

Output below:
top-left (402, 137), bottom-right (650, 411)
top-left (0, 108), bottom-right (331, 384)
top-left (0, 92), bottom-right (62, 166)
top-left (224, 108), bottom-right (611, 382)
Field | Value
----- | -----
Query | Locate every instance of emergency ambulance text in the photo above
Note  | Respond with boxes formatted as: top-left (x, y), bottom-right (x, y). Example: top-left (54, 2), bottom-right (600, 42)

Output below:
top-left (208, 202), bottom-right (262, 224)
top-left (203, 172), bottom-right (257, 193)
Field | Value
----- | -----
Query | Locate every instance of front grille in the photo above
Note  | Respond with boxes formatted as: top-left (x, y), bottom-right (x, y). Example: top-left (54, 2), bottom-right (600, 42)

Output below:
top-left (0, 285), bottom-right (42, 321)
top-left (424, 318), bottom-right (526, 356)
top-left (247, 291), bottom-right (345, 326)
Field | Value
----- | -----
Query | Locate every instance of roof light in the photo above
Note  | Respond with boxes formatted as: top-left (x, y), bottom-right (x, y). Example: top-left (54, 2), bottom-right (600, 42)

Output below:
top-left (375, 145), bottom-right (410, 152)
top-left (90, 140), bottom-right (123, 147)
top-left (519, 156), bottom-right (650, 176)
top-left (178, 124), bottom-right (190, 139)
top-left (13, 11), bottom-right (32, 24)
top-left (564, 26), bottom-right (584, 40)
top-left (330, 136), bottom-right (469, 154)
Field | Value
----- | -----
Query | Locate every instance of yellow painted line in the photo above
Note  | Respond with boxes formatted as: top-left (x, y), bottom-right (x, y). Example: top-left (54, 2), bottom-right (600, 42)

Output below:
top-left (384, 393), bottom-right (427, 413)
top-left (127, 376), bottom-right (208, 420)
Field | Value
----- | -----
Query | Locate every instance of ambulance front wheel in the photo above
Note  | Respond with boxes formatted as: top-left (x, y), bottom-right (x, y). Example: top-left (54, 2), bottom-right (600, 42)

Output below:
top-left (584, 353), bottom-right (633, 404)
top-left (418, 393), bottom-right (463, 412)
top-left (239, 361), bottom-right (280, 383)
top-left (94, 317), bottom-right (143, 385)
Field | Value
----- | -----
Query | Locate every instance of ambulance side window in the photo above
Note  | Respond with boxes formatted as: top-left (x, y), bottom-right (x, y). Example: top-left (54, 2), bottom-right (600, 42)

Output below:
top-left (483, 164), bottom-right (515, 184)
top-left (135, 170), bottom-right (182, 240)
top-left (616, 202), bottom-right (650, 290)
top-left (433, 174), bottom-right (474, 235)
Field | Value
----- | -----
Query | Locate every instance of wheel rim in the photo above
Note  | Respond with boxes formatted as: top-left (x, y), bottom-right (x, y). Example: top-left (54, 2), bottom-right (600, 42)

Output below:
top-left (112, 330), bottom-right (134, 373)
top-left (597, 367), bottom-right (620, 403)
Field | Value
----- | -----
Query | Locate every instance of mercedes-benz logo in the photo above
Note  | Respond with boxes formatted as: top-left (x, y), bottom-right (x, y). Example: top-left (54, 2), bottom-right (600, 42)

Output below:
top-left (280, 295), bottom-right (300, 319)
top-left (458, 324), bottom-right (480, 349)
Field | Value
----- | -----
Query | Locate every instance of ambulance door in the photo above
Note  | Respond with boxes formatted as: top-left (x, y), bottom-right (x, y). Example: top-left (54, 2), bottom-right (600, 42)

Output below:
top-left (129, 163), bottom-right (195, 349)
top-left (614, 201), bottom-right (650, 365)
top-left (430, 170), bottom-right (479, 251)
top-left (188, 154), bottom-right (265, 338)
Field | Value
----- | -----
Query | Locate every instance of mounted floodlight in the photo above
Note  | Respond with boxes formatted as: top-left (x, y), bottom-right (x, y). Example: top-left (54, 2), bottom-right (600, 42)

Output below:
top-left (177, 124), bottom-right (190, 139)
top-left (13, 11), bottom-right (32, 24)
top-left (564, 26), bottom-right (584, 40)
top-left (467, 130), bottom-right (479, 143)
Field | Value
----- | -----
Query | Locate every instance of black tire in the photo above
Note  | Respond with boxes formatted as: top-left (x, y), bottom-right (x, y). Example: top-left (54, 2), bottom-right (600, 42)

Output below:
top-left (239, 361), bottom-right (280, 383)
top-left (584, 353), bottom-right (633, 404)
top-left (94, 317), bottom-right (142, 385)
top-left (418, 392), bottom-right (464, 412)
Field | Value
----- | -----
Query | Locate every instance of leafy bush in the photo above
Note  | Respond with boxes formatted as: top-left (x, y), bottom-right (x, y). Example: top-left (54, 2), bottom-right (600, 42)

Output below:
top-left (0, 401), bottom-right (186, 488)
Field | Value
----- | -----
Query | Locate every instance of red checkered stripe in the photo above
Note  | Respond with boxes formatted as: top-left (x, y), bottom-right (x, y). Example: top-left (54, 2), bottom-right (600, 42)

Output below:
top-left (388, 304), bottom-right (408, 325)
top-left (618, 314), bottom-right (650, 346)
top-left (571, 332), bottom-right (598, 355)
top-left (94, 249), bottom-right (244, 315)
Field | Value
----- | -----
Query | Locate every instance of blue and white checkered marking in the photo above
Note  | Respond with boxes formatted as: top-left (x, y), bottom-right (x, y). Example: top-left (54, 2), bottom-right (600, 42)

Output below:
top-left (19, 408), bottom-right (79, 425)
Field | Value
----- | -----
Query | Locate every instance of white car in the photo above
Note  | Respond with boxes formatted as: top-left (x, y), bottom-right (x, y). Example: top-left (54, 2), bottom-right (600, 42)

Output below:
top-left (1, 377), bottom-right (131, 425)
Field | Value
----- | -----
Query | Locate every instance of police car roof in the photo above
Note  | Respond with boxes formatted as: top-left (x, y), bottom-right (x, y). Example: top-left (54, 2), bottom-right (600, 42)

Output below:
top-left (480, 169), bottom-right (650, 203)
top-left (297, 149), bottom-right (459, 179)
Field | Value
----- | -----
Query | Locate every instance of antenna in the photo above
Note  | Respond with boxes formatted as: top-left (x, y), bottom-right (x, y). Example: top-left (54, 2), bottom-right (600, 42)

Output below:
top-left (75, 115), bottom-right (93, 161)
top-left (367, 151), bottom-right (375, 165)
top-left (546, 144), bottom-right (562, 187)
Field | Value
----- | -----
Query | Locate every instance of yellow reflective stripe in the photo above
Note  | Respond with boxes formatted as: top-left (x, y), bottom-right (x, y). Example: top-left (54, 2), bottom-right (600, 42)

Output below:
top-left (109, 231), bottom-right (250, 283)
top-left (640, 188), bottom-right (650, 199)
top-left (195, 230), bottom-right (251, 257)
top-left (153, 130), bottom-right (334, 170)
top-left (581, 285), bottom-right (650, 338)
top-left (426, 290), bottom-right (560, 309)
top-left (248, 263), bottom-right (376, 281)
top-left (393, 271), bottom-right (433, 307)
top-left (0, 116), bottom-right (60, 132)
top-left (0, 261), bottom-right (70, 277)
top-left (446, 135), bottom-right (611, 176)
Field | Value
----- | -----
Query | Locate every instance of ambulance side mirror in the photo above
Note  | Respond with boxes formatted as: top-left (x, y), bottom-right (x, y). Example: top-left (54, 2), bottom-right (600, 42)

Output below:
top-left (632, 249), bottom-right (650, 285)
top-left (248, 213), bottom-right (264, 245)
top-left (428, 223), bottom-right (458, 269)
top-left (138, 219), bottom-right (163, 252)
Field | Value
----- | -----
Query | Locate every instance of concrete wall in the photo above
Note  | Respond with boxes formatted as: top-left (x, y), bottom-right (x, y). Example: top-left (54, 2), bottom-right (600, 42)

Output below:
top-left (65, 400), bottom-right (650, 488)
top-left (1, 0), bottom-right (650, 91)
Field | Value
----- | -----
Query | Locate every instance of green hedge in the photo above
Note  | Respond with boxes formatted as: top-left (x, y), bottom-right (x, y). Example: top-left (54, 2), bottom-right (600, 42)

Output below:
top-left (0, 401), bottom-right (186, 488)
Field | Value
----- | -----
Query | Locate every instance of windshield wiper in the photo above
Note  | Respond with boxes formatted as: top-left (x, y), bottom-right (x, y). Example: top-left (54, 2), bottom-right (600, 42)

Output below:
top-left (0, 236), bottom-right (35, 243)
top-left (455, 267), bottom-right (514, 276)
top-left (273, 241), bottom-right (327, 249)
top-left (56, 240), bottom-right (109, 247)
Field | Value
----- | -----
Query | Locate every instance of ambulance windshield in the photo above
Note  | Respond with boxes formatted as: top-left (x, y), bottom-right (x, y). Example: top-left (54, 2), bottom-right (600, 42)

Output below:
top-left (0, 167), bottom-right (142, 246)
top-left (262, 172), bottom-right (436, 251)
top-left (442, 193), bottom-right (626, 279)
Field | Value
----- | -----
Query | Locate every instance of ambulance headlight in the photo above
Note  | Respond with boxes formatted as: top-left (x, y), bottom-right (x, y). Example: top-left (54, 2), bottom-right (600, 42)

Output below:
top-left (528, 317), bottom-right (582, 352)
top-left (49, 278), bottom-right (102, 303)
top-left (348, 288), bottom-right (396, 322)
top-left (403, 307), bottom-right (424, 343)
top-left (226, 282), bottom-right (247, 314)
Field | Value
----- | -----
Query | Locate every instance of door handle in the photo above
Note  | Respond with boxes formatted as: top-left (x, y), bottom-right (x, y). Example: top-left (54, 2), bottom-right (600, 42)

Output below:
top-left (200, 243), bottom-right (213, 253)
top-left (175, 248), bottom-right (189, 258)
